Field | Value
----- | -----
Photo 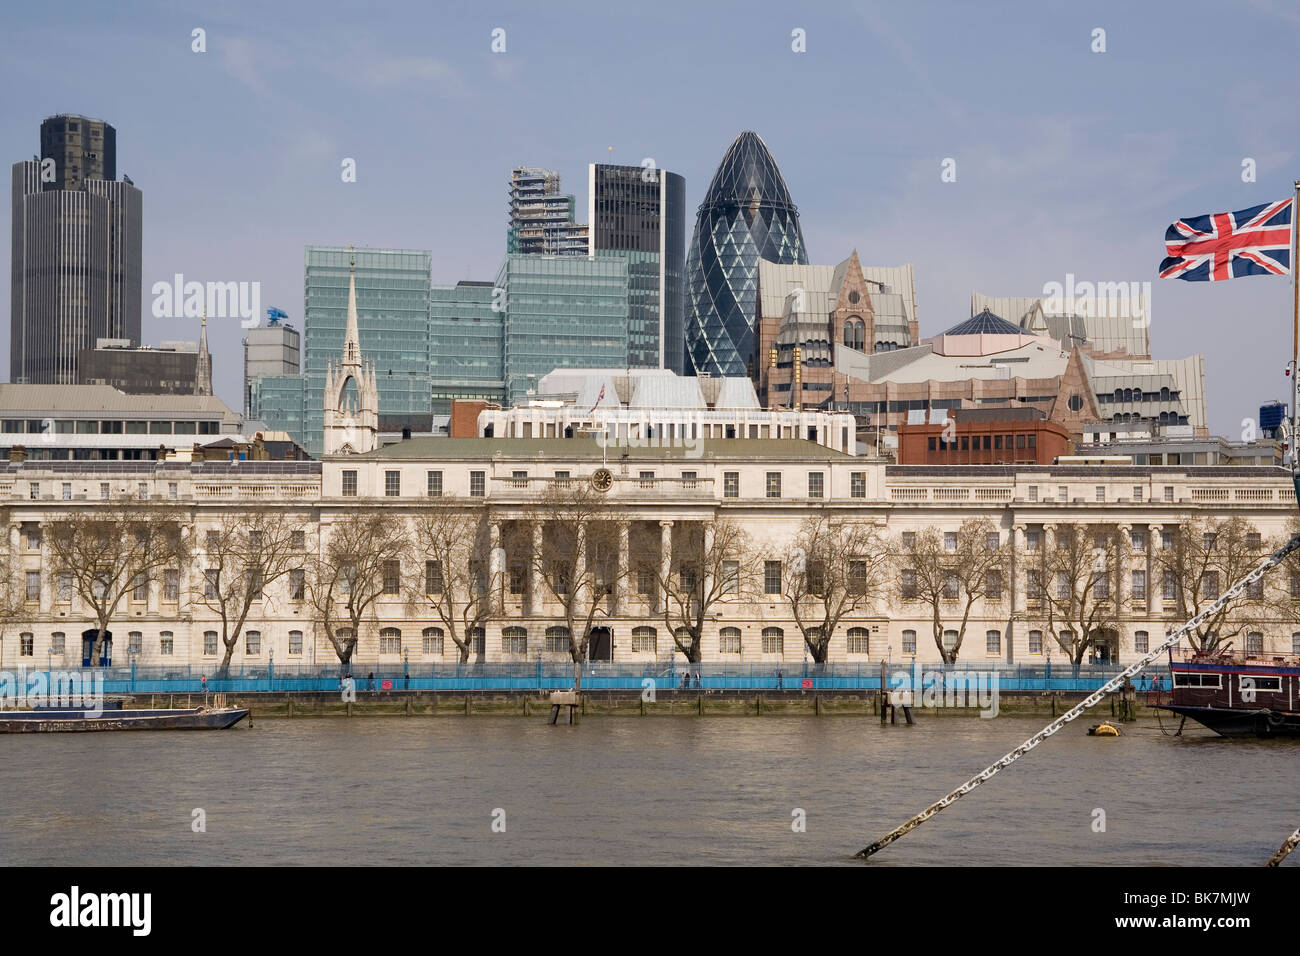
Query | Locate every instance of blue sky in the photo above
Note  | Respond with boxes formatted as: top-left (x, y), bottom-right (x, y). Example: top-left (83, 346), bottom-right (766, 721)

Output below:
top-left (2, 0), bottom-right (1297, 436)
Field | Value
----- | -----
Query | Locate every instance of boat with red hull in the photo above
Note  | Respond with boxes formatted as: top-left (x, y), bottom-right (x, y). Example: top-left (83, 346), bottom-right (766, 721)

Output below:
top-left (1156, 649), bottom-right (1300, 737)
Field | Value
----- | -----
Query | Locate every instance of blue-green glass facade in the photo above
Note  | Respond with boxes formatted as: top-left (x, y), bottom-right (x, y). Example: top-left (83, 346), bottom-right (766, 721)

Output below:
top-left (498, 254), bottom-right (629, 405)
top-left (254, 246), bottom-right (431, 456)
top-left (429, 280), bottom-right (505, 414)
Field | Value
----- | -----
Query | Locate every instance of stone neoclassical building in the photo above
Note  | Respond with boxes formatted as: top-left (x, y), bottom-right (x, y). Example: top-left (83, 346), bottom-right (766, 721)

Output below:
top-left (1, 440), bottom-right (1297, 671)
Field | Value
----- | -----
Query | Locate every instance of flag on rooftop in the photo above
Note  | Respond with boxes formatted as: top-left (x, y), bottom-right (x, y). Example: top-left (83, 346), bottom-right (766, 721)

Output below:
top-left (1159, 198), bottom-right (1292, 281)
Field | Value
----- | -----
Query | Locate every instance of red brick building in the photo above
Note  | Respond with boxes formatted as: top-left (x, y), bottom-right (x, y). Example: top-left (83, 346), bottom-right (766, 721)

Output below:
top-left (897, 408), bottom-right (1070, 465)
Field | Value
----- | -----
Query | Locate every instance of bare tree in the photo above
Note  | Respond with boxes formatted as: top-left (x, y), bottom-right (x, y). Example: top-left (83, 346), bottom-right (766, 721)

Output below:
top-left (307, 512), bottom-right (411, 672)
top-left (529, 482), bottom-right (622, 689)
top-left (46, 498), bottom-right (190, 665)
top-left (645, 516), bottom-right (760, 663)
top-left (898, 518), bottom-right (1009, 665)
top-left (782, 516), bottom-right (891, 663)
top-left (0, 509), bottom-right (26, 653)
top-left (409, 504), bottom-right (498, 663)
top-left (1028, 522), bottom-right (1122, 667)
top-left (193, 510), bottom-right (307, 677)
top-left (1158, 515), bottom-right (1266, 653)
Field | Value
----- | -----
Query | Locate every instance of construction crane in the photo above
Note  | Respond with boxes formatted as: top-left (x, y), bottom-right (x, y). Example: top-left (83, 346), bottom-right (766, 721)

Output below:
top-left (265, 307), bottom-right (288, 327)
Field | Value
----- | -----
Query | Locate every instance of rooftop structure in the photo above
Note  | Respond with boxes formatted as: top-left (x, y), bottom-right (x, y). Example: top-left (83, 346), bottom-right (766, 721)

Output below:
top-left (508, 166), bottom-right (588, 256)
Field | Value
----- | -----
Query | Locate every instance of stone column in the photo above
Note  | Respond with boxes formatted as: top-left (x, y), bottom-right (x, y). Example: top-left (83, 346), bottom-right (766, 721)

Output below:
top-left (615, 521), bottom-right (630, 616)
top-left (1043, 522), bottom-right (1056, 553)
top-left (489, 519), bottom-right (504, 612)
top-left (702, 522), bottom-right (715, 603)
top-left (1012, 524), bottom-right (1026, 614)
top-left (38, 528), bottom-right (51, 614)
top-left (530, 520), bottom-right (544, 614)
top-left (1116, 524), bottom-right (1131, 608)
top-left (659, 520), bottom-right (673, 614)
top-left (1147, 524), bottom-right (1161, 615)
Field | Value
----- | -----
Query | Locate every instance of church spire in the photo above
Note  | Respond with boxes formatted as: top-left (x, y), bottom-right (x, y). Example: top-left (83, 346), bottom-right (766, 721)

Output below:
top-left (343, 247), bottom-right (361, 367)
top-left (194, 309), bottom-right (212, 396)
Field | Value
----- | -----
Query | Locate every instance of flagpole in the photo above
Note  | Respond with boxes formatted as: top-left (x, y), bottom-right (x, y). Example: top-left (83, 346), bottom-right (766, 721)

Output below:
top-left (1293, 180), bottom-right (1299, 491)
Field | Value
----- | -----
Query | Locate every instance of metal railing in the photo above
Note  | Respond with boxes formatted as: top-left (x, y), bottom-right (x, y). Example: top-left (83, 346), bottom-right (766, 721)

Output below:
top-left (0, 660), bottom-right (1171, 696)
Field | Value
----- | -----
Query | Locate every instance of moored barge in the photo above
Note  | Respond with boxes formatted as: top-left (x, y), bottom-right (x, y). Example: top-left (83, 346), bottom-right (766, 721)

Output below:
top-left (1156, 649), bottom-right (1300, 737)
top-left (0, 698), bottom-right (249, 733)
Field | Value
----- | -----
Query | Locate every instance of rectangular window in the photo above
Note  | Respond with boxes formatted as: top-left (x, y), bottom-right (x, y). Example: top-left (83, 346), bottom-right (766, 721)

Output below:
top-left (851, 472), bottom-right (866, 498)
top-left (245, 630), bottom-right (261, 656)
top-left (902, 629), bottom-right (917, 655)
top-left (509, 564), bottom-right (526, 595)
top-left (341, 471), bottom-right (357, 497)
top-left (766, 472), bottom-right (782, 498)
top-left (25, 571), bottom-right (40, 602)
top-left (427, 471), bottom-right (443, 497)
top-left (1026, 531), bottom-right (1041, 551)
top-left (289, 631), bottom-right (303, 656)
top-left (99, 482), bottom-right (110, 500)
top-left (1163, 486), bottom-right (1174, 502)
top-left (24, 525), bottom-right (40, 550)
top-left (1027, 485), bottom-right (1037, 501)
top-left (764, 560), bottom-right (782, 595)
top-left (723, 472), bottom-right (739, 498)
top-left (943, 532), bottom-right (957, 550)
top-left (1161, 531), bottom-right (1173, 551)
top-left (722, 560), bottom-right (739, 594)
top-left (289, 568), bottom-right (305, 600)
top-left (808, 472), bottom-right (824, 499)
top-left (1133, 486), bottom-right (1143, 502)
top-left (637, 568), bottom-right (655, 595)
top-left (1057, 485), bottom-right (1068, 500)
top-left (1095, 486), bottom-right (1105, 502)
top-left (470, 471), bottom-right (486, 497)
top-left (1245, 632), bottom-right (1264, 656)
top-left (1131, 529), bottom-right (1146, 552)
top-left (204, 632), bottom-right (218, 656)
top-left (986, 630), bottom-right (1001, 654)
top-left (1028, 630), bottom-right (1043, 654)
top-left (425, 560), bottom-right (443, 594)
top-left (61, 482), bottom-right (71, 500)
top-left (57, 573), bottom-right (72, 602)
top-left (384, 470), bottom-right (401, 497)
top-left (986, 532), bottom-right (999, 550)
top-left (204, 568), bottom-right (218, 601)
top-left (160, 632), bottom-right (174, 656)
top-left (128, 632), bottom-right (142, 655)
top-left (1131, 570), bottom-right (1146, 600)
top-left (382, 560), bottom-right (401, 595)
top-left (1162, 570), bottom-right (1177, 601)
top-left (1247, 577), bottom-right (1264, 600)
top-left (1247, 532), bottom-right (1261, 550)
top-left (132, 573), bottom-right (148, 602)
top-left (292, 530), bottom-right (306, 550)
top-left (985, 570), bottom-right (1002, 600)
top-left (168, 482), bottom-right (178, 500)
top-left (28, 483), bottom-right (38, 500)
top-left (902, 532), bottom-right (916, 550)
top-left (1134, 630), bottom-right (1149, 654)
top-left (900, 568), bottom-right (917, 599)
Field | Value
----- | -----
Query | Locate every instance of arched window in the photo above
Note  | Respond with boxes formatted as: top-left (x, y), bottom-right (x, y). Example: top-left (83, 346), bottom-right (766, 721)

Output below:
top-left (1113, 388), bottom-right (1123, 403)
top-left (847, 627), bottom-right (870, 655)
top-left (379, 627), bottom-right (401, 654)
top-left (631, 626), bottom-right (657, 654)
top-left (986, 630), bottom-right (1001, 654)
top-left (468, 627), bottom-right (485, 655)
top-left (761, 627), bottom-right (784, 655)
top-left (545, 625), bottom-right (571, 654)
top-left (502, 626), bottom-right (527, 655)
top-left (1160, 386), bottom-right (1170, 401)
top-left (719, 627), bottom-right (741, 655)
top-left (421, 627), bottom-right (443, 655)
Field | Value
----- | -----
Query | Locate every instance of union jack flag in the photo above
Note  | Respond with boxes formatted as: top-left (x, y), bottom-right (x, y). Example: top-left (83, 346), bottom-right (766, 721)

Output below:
top-left (588, 383), bottom-right (605, 414)
top-left (1160, 198), bottom-right (1292, 281)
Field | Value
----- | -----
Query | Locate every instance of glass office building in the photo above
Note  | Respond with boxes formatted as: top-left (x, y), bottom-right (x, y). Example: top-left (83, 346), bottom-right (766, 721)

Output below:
top-left (429, 280), bottom-right (505, 414)
top-left (255, 246), bottom-right (431, 456)
top-left (588, 164), bottom-right (686, 373)
top-left (684, 131), bottom-right (807, 378)
top-left (497, 254), bottom-right (629, 405)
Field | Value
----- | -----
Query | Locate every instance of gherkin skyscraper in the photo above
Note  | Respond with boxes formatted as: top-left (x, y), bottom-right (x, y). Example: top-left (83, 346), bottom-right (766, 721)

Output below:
top-left (684, 131), bottom-right (807, 377)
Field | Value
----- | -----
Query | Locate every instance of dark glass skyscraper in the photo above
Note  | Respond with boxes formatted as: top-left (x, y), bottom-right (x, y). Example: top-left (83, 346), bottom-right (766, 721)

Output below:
top-left (11, 114), bottom-right (141, 384)
top-left (684, 131), bottom-right (807, 377)
top-left (588, 163), bottom-right (686, 372)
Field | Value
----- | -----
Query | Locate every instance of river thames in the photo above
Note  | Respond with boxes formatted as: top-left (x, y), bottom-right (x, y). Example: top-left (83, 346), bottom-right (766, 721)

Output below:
top-left (0, 715), bottom-right (1293, 866)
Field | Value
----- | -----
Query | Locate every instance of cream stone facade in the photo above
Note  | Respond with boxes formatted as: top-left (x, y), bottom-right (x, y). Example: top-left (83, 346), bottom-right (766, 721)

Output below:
top-left (2, 441), bottom-right (1297, 671)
